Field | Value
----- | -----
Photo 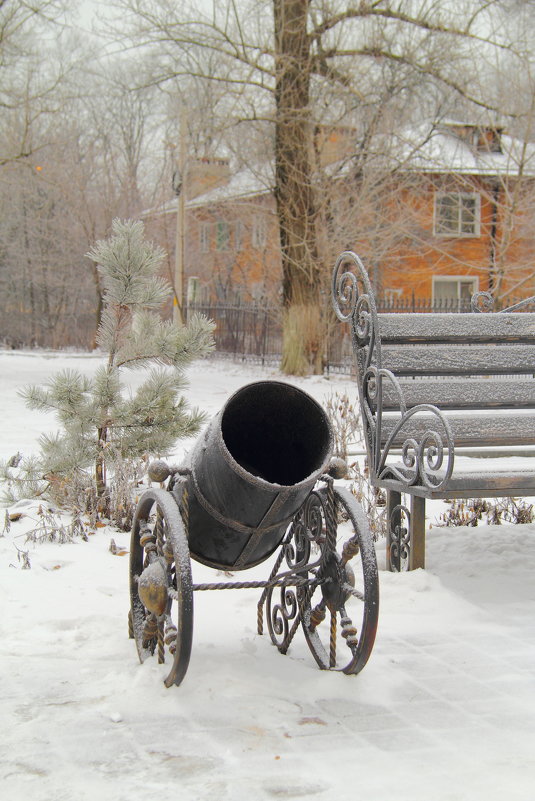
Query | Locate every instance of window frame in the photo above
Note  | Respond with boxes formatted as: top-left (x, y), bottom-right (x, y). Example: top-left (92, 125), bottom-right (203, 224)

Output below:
top-left (235, 220), bottom-right (243, 252)
top-left (252, 214), bottom-right (267, 249)
top-left (434, 192), bottom-right (481, 238)
top-left (432, 275), bottom-right (479, 304)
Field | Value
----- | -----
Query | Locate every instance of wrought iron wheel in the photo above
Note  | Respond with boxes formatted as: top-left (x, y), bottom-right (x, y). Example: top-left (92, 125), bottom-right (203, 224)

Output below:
top-left (129, 487), bottom-right (193, 687)
top-left (298, 485), bottom-right (379, 674)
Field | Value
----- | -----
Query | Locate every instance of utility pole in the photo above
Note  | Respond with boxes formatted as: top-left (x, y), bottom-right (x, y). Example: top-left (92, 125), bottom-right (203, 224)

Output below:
top-left (173, 107), bottom-right (187, 325)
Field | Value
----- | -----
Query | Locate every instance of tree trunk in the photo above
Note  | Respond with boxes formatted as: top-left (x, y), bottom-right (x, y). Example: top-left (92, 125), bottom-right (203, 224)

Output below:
top-left (96, 425), bottom-right (107, 499)
top-left (90, 259), bottom-right (104, 349)
top-left (273, 0), bottom-right (323, 375)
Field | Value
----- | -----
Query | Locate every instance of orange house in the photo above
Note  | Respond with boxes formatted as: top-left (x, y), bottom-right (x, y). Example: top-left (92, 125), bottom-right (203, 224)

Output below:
top-left (143, 159), bottom-right (281, 307)
top-left (145, 121), bottom-right (535, 310)
top-left (358, 121), bottom-right (535, 306)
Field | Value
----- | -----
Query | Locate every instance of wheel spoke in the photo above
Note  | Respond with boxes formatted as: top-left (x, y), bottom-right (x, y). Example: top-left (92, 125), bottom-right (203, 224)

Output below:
top-left (308, 600), bottom-right (326, 632)
top-left (342, 583), bottom-right (365, 601)
top-left (329, 611), bottom-right (337, 668)
top-left (296, 485), bottom-right (379, 674)
top-left (157, 618), bottom-right (165, 664)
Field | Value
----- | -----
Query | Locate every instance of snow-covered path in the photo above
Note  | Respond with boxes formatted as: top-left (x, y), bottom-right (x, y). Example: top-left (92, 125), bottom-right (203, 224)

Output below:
top-left (1, 352), bottom-right (535, 800)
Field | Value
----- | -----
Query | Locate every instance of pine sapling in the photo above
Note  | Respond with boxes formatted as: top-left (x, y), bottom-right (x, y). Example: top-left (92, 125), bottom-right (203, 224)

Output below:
top-left (18, 219), bottom-right (214, 518)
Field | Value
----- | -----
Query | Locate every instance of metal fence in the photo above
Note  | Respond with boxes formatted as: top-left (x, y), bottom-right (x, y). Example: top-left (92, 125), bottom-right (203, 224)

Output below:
top-left (189, 302), bottom-right (283, 367)
top-left (189, 295), bottom-right (531, 373)
top-left (376, 296), bottom-right (474, 313)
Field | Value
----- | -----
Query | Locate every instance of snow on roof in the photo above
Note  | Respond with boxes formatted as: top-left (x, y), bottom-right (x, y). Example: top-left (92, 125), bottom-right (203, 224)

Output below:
top-left (141, 165), bottom-right (273, 219)
top-left (142, 120), bottom-right (535, 218)
top-left (374, 120), bottom-right (535, 177)
top-left (187, 165), bottom-right (273, 207)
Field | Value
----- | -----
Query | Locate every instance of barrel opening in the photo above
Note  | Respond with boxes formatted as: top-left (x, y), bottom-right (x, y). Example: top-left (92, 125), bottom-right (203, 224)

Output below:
top-left (221, 382), bottom-right (332, 485)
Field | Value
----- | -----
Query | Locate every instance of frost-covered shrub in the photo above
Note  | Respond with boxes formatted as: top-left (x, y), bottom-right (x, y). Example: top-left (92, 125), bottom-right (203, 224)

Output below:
top-left (437, 497), bottom-right (535, 527)
top-left (325, 390), bottom-right (360, 462)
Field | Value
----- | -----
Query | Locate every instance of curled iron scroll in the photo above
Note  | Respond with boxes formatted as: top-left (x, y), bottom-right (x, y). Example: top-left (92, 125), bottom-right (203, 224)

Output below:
top-left (377, 403), bottom-right (455, 490)
top-left (332, 251), bottom-right (374, 322)
top-left (265, 492), bottom-right (327, 651)
top-left (332, 251), bottom-right (381, 364)
top-left (471, 291), bottom-right (494, 313)
top-left (472, 291), bottom-right (535, 313)
top-left (389, 503), bottom-right (411, 572)
top-left (332, 251), bottom-right (454, 491)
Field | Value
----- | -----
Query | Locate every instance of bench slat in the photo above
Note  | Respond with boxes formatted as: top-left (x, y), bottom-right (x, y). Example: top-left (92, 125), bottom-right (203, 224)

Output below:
top-left (380, 411), bottom-right (535, 448)
top-left (382, 379), bottom-right (535, 410)
top-left (376, 474), bottom-right (535, 499)
top-left (379, 312), bottom-right (535, 343)
top-left (376, 343), bottom-right (535, 375)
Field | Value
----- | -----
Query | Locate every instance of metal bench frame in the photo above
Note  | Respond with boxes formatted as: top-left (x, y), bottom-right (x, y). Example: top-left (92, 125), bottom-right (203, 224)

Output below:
top-left (332, 251), bottom-right (535, 571)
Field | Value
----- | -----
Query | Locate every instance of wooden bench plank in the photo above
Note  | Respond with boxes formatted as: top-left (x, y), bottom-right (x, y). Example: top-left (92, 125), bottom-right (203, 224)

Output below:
top-left (382, 379), bottom-right (535, 410)
top-left (379, 312), bottom-right (535, 343)
top-left (376, 343), bottom-right (535, 375)
top-left (380, 411), bottom-right (535, 447)
top-left (376, 474), bottom-right (535, 499)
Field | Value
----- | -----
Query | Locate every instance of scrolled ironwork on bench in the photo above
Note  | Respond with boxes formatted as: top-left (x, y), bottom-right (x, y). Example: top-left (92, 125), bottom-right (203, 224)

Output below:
top-left (471, 291), bottom-right (535, 313)
top-left (332, 250), bottom-right (455, 495)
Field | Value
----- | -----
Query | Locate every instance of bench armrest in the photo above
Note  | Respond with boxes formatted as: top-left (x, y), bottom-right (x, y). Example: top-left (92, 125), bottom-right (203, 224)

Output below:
top-left (332, 251), bottom-right (455, 491)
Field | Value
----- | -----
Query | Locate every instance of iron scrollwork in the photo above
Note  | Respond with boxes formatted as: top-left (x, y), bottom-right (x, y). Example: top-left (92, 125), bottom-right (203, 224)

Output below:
top-left (265, 491), bottom-right (327, 653)
top-left (332, 251), bottom-right (454, 492)
top-left (388, 502), bottom-right (411, 572)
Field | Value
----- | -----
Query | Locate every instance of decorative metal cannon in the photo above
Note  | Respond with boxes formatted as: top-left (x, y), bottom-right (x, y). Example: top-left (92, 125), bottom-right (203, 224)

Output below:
top-left (129, 380), bottom-right (379, 687)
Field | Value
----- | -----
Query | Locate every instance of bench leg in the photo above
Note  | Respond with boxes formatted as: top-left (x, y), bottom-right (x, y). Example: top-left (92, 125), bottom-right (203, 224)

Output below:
top-left (386, 490), bottom-right (402, 571)
top-left (409, 496), bottom-right (426, 570)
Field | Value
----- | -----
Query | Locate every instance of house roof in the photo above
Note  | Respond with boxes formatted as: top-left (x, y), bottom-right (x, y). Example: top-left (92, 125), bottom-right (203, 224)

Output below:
top-left (377, 120), bottom-right (535, 177)
top-left (142, 120), bottom-right (535, 218)
top-left (187, 165), bottom-right (273, 207)
top-left (141, 165), bottom-right (272, 219)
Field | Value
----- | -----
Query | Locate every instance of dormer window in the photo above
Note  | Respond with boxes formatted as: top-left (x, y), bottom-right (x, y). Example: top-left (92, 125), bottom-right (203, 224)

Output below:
top-left (476, 127), bottom-right (502, 153)
top-left (442, 122), bottom-right (503, 154)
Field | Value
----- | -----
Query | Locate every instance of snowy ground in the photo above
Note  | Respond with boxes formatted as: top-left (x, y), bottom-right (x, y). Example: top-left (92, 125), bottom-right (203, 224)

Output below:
top-left (1, 350), bottom-right (535, 801)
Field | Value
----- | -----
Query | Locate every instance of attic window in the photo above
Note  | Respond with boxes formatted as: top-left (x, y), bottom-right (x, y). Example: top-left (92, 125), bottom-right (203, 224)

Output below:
top-left (477, 128), bottom-right (502, 153)
top-left (434, 192), bottom-right (480, 237)
top-left (445, 123), bottom-right (502, 153)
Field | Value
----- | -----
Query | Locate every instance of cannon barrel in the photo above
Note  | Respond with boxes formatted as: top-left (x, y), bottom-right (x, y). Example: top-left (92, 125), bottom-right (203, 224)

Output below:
top-left (179, 381), bottom-right (333, 571)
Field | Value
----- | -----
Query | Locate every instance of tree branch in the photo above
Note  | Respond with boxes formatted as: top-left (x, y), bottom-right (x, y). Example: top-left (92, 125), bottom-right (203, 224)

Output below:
top-left (311, 2), bottom-right (511, 52)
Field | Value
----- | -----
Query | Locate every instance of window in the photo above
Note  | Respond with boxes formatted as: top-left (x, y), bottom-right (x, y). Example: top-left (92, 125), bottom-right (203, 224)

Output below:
top-left (433, 276), bottom-right (478, 305)
top-left (200, 223), bottom-right (210, 253)
top-left (187, 276), bottom-right (200, 304)
top-left (216, 221), bottom-right (230, 251)
top-left (434, 192), bottom-right (480, 237)
top-left (252, 215), bottom-right (267, 249)
top-left (384, 288), bottom-right (403, 303)
top-left (235, 220), bottom-right (243, 252)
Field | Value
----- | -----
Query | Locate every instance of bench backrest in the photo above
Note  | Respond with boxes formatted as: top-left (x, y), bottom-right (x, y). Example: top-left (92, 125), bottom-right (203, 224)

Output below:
top-left (377, 312), bottom-right (535, 448)
top-left (332, 250), bottom-right (535, 490)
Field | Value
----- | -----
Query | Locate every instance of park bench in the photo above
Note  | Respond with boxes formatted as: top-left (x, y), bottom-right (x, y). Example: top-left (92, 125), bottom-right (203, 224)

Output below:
top-left (332, 250), bottom-right (535, 571)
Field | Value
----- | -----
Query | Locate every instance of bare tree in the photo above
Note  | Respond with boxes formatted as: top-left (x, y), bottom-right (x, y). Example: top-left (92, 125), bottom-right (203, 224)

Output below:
top-left (0, 11), bottom-right (166, 349)
top-left (0, 0), bottom-right (70, 166)
top-left (0, 154), bottom-right (94, 348)
top-left (110, 0), bottom-right (524, 373)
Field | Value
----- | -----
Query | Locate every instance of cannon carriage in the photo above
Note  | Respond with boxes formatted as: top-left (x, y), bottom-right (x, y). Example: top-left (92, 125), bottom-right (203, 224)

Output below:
top-left (129, 380), bottom-right (379, 687)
